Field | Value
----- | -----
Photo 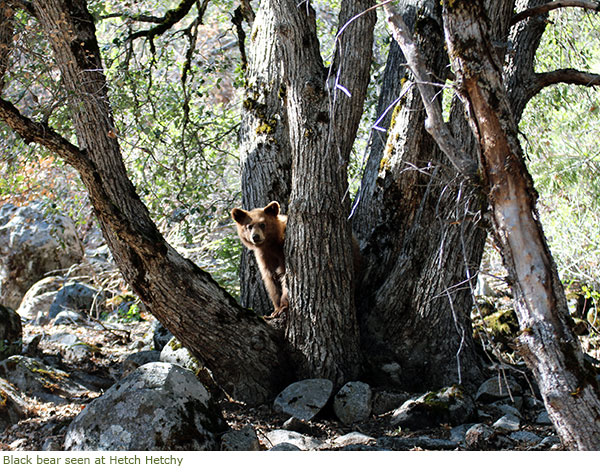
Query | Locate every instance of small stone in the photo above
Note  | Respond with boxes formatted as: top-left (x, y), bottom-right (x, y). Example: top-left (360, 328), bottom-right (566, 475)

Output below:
top-left (493, 413), bottom-right (520, 432)
top-left (269, 443), bottom-right (301, 451)
top-left (221, 425), bottom-right (261, 451)
top-left (273, 379), bottom-right (333, 421)
top-left (492, 403), bottom-right (521, 419)
top-left (333, 381), bottom-right (372, 425)
top-left (509, 431), bottom-right (542, 445)
top-left (282, 417), bottom-right (315, 435)
top-left (391, 385), bottom-right (475, 430)
top-left (372, 390), bottom-right (411, 415)
top-left (450, 423), bottom-right (476, 444)
top-left (263, 430), bottom-right (324, 451)
top-left (332, 432), bottom-right (375, 448)
top-left (535, 410), bottom-right (552, 425)
top-left (476, 376), bottom-right (522, 403)
top-left (465, 423), bottom-right (495, 449)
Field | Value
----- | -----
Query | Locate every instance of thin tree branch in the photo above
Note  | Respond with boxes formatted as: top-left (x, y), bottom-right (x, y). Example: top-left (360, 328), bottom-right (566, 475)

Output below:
top-left (125, 0), bottom-right (203, 44)
top-left (380, 1), bottom-right (478, 179)
top-left (511, 0), bottom-right (600, 26)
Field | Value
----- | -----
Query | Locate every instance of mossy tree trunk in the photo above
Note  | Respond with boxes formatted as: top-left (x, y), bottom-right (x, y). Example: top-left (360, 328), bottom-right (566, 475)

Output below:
top-left (238, 5), bottom-right (292, 316)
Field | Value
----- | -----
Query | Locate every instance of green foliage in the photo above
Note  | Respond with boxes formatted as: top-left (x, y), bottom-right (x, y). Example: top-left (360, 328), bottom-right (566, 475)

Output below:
top-left (521, 9), bottom-right (600, 291)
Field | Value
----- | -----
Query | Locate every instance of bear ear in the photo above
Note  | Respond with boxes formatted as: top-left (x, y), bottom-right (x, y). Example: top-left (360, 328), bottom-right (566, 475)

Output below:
top-left (264, 201), bottom-right (280, 216)
top-left (232, 208), bottom-right (250, 225)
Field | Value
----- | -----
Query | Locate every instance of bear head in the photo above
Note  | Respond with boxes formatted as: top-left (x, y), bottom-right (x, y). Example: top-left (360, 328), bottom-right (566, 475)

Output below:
top-left (231, 201), bottom-right (284, 249)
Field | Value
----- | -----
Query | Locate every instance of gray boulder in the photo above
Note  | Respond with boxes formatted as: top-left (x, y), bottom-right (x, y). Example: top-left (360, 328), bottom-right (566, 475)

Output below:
top-left (64, 362), bottom-right (226, 450)
top-left (0, 202), bottom-right (82, 308)
top-left (0, 355), bottom-right (87, 403)
top-left (48, 283), bottom-right (103, 321)
top-left (16, 276), bottom-right (63, 323)
top-left (391, 385), bottom-right (476, 430)
top-left (0, 377), bottom-right (28, 432)
top-left (475, 376), bottom-right (522, 403)
top-left (333, 381), bottom-right (372, 425)
top-left (273, 379), bottom-right (333, 421)
top-left (0, 305), bottom-right (22, 360)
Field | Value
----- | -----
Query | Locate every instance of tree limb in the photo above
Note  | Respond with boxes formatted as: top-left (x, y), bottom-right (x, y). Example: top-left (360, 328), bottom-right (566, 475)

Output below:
top-left (381, 1), bottom-right (478, 179)
top-left (536, 67), bottom-right (600, 90)
top-left (0, 99), bottom-right (84, 167)
top-left (125, 0), bottom-right (204, 44)
top-left (511, 0), bottom-right (600, 26)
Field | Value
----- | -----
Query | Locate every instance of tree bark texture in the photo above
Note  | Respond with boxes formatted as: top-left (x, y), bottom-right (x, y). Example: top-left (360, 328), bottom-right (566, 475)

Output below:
top-left (442, 0), bottom-right (600, 450)
top-left (18, 0), bottom-right (292, 405)
top-left (265, 0), bottom-right (376, 383)
top-left (238, 5), bottom-right (292, 315)
top-left (353, 0), bottom-right (487, 391)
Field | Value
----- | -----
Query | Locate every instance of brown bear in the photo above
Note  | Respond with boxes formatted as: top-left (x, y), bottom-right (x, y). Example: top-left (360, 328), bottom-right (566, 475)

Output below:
top-left (231, 201), bottom-right (288, 318)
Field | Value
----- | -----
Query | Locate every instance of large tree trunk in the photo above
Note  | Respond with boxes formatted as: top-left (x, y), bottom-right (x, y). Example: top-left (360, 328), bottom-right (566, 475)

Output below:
top-left (0, 0), bottom-right (293, 405)
top-left (441, 0), bottom-right (600, 450)
top-left (238, 5), bottom-right (292, 315)
top-left (267, 0), bottom-right (376, 383)
top-left (353, 0), bottom-right (487, 391)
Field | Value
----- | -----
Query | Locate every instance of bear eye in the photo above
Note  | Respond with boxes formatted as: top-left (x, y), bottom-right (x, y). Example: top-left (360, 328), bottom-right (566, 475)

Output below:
top-left (247, 224), bottom-right (253, 230)
top-left (259, 223), bottom-right (266, 230)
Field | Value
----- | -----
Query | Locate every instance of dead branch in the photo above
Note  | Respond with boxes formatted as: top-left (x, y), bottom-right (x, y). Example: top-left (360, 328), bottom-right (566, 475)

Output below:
top-left (380, 1), bottom-right (478, 179)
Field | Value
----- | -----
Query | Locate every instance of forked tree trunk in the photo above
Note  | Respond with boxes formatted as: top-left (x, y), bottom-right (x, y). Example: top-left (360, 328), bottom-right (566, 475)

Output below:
top-left (6, 0), bottom-right (293, 405)
top-left (266, 0), bottom-right (376, 383)
top-left (353, 0), bottom-right (487, 391)
top-left (441, 0), bottom-right (600, 450)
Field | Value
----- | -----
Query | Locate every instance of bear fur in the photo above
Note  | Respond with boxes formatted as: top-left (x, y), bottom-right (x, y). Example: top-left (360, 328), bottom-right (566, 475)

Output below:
top-left (232, 201), bottom-right (289, 318)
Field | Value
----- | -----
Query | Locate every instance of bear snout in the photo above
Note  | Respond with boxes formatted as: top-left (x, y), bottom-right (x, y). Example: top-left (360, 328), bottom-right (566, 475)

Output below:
top-left (251, 233), bottom-right (264, 244)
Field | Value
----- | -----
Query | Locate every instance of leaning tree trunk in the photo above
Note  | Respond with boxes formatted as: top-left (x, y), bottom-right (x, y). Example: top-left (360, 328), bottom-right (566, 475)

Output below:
top-left (267, 0), bottom-right (376, 384)
top-left (238, 5), bottom-right (292, 315)
top-left (441, 0), bottom-right (600, 450)
top-left (0, 0), bottom-right (293, 405)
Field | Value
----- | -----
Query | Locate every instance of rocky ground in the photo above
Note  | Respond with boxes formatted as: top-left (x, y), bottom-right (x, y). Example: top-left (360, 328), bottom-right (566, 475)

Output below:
top-left (0, 308), bottom-right (569, 451)
top-left (1, 201), bottom-right (599, 451)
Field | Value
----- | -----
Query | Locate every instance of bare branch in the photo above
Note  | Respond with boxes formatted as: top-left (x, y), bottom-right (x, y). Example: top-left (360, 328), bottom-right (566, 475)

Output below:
top-left (511, 0), bottom-right (600, 26)
top-left (537, 67), bottom-right (600, 89)
top-left (521, 68), bottom-right (600, 104)
top-left (380, 1), bottom-right (478, 179)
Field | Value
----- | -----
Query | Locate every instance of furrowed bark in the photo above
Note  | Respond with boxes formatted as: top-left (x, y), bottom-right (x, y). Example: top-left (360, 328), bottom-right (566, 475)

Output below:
top-left (239, 4), bottom-right (292, 315)
top-left (266, 0), bottom-right (375, 383)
